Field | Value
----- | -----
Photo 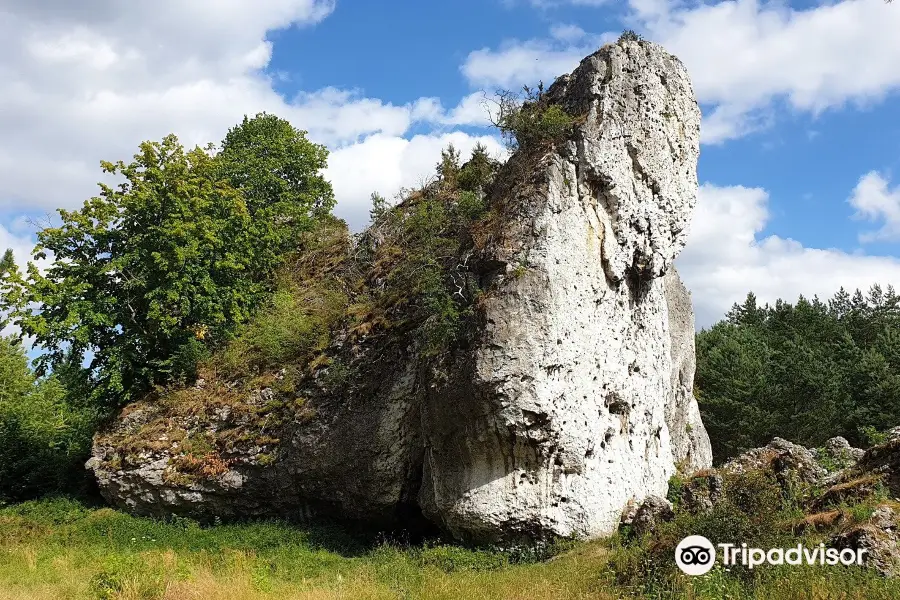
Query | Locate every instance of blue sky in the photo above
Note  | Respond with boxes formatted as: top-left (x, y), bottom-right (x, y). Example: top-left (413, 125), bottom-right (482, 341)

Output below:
top-left (1, 0), bottom-right (900, 326)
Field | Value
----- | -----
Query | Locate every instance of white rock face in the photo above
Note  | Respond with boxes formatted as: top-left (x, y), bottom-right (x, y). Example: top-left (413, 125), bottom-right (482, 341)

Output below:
top-left (419, 40), bottom-right (710, 543)
top-left (665, 267), bottom-right (714, 473)
top-left (87, 39), bottom-right (713, 544)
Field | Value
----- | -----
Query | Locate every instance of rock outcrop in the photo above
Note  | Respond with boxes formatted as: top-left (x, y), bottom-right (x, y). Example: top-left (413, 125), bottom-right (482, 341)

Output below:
top-left (417, 40), bottom-right (706, 542)
top-left (723, 437), bottom-right (826, 486)
top-left (620, 433), bottom-right (900, 579)
top-left (831, 509), bottom-right (900, 578)
top-left (837, 436), bottom-right (900, 497)
top-left (87, 39), bottom-right (712, 544)
top-left (665, 268), bottom-right (713, 473)
top-left (630, 495), bottom-right (676, 537)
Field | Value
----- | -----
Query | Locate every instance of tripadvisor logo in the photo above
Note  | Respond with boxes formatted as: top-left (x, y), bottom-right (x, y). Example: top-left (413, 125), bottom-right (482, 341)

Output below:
top-left (675, 536), bottom-right (717, 575)
top-left (675, 535), bottom-right (868, 575)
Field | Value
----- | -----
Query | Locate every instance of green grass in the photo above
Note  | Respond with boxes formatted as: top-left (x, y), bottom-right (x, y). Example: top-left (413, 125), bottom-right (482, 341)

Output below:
top-left (0, 498), bottom-right (607, 600)
top-left (1, 498), bottom-right (900, 599)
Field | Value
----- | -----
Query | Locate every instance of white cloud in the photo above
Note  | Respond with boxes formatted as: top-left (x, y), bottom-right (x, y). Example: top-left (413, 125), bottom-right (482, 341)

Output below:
top-left (0, 0), bottom-right (500, 236)
top-left (0, 1), bottom-right (336, 212)
top-left (328, 132), bottom-right (506, 230)
top-left (550, 24), bottom-right (588, 43)
top-left (288, 88), bottom-right (423, 144)
top-left (6, 0), bottom-right (900, 333)
top-left (465, 0), bottom-right (900, 144)
top-left (849, 171), bottom-right (900, 243)
top-left (642, 0), bottom-right (900, 143)
top-left (441, 92), bottom-right (497, 126)
top-left (678, 182), bottom-right (900, 327)
top-left (462, 33), bottom-right (617, 89)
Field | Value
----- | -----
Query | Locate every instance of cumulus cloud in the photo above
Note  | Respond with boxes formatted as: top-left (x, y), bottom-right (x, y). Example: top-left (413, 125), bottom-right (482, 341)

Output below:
top-left (0, 0), bottom-right (494, 219)
top-left (462, 33), bottom-right (617, 89)
top-left (677, 182), bottom-right (900, 327)
top-left (0, 1), bottom-right (332, 211)
top-left (849, 171), bottom-right (900, 243)
top-left (550, 24), bottom-right (588, 43)
top-left (440, 92), bottom-right (498, 126)
top-left (328, 132), bottom-right (506, 230)
top-left (642, 0), bottom-right (900, 143)
top-left (466, 0), bottom-right (900, 143)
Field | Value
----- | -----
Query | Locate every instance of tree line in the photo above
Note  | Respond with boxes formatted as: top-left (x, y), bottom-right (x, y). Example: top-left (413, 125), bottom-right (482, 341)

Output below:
top-left (0, 113), bottom-right (334, 501)
top-left (697, 285), bottom-right (900, 461)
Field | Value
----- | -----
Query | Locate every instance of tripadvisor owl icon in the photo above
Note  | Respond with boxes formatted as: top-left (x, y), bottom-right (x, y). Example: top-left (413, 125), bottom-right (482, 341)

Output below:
top-left (675, 535), bottom-right (716, 575)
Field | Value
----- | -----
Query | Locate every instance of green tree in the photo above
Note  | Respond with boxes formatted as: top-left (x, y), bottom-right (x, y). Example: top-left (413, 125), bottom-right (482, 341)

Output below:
top-left (457, 143), bottom-right (498, 193)
top-left (0, 249), bottom-right (15, 277)
top-left (1, 134), bottom-right (288, 406)
top-left (436, 144), bottom-right (462, 190)
top-left (215, 112), bottom-right (334, 257)
top-left (698, 285), bottom-right (900, 460)
top-left (0, 337), bottom-right (98, 501)
top-left (696, 322), bottom-right (776, 458)
top-left (369, 192), bottom-right (389, 223)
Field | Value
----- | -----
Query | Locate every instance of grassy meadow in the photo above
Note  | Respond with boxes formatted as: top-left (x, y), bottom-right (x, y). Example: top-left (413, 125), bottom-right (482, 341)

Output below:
top-left (1, 498), bottom-right (899, 600)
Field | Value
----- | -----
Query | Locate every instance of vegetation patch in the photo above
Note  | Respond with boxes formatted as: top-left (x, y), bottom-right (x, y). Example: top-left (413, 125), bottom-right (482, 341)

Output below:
top-left (95, 381), bottom-right (293, 483)
top-left (344, 143), bottom-right (501, 359)
top-left (492, 83), bottom-right (579, 154)
top-left (696, 285), bottom-right (900, 461)
top-left (609, 465), bottom-right (900, 599)
top-left (3, 497), bottom-right (900, 599)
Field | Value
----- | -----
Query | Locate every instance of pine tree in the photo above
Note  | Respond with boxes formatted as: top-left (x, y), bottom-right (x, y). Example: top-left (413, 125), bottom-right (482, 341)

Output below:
top-left (0, 249), bottom-right (15, 277)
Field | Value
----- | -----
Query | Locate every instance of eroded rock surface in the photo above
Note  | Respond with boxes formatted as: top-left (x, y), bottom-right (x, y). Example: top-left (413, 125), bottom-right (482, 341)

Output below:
top-left (830, 506), bottom-right (900, 578)
top-left (664, 268), bottom-right (713, 473)
top-left (88, 39), bottom-right (711, 544)
top-left (724, 438), bottom-right (826, 486)
top-left (418, 39), bottom-right (708, 543)
top-left (841, 437), bottom-right (900, 496)
top-left (679, 472), bottom-right (724, 515)
top-left (630, 495), bottom-right (675, 537)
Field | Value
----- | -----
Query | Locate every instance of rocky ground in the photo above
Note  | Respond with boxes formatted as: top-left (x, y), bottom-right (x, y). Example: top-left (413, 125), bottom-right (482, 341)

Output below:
top-left (623, 430), bottom-right (900, 578)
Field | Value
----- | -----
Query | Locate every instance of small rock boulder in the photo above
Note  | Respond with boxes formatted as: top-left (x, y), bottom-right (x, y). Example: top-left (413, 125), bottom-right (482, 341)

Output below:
top-left (828, 433), bottom-right (900, 498)
top-left (724, 438), bottom-right (826, 487)
top-left (826, 437), bottom-right (865, 460)
top-left (871, 505), bottom-right (898, 532)
top-left (885, 427), bottom-right (900, 445)
top-left (830, 507), bottom-right (900, 578)
top-left (813, 437), bottom-right (865, 471)
top-left (630, 495), bottom-right (675, 537)
top-left (679, 471), bottom-right (725, 514)
top-left (619, 499), bottom-right (639, 527)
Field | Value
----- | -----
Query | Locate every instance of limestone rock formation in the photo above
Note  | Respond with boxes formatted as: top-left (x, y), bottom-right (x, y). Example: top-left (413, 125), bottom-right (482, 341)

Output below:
top-left (417, 40), bottom-right (707, 542)
top-left (630, 495), bottom-right (675, 537)
top-left (665, 268), bottom-right (713, 472)
top-left (630, 433), bottom-right (900, 579)
top-left (87, 38), bottom-right (712, 544)
top-left (831, 513), bottom-right (900, 578)
top-left (723, 437), bottom-right (826, 486)
top-left (678, 471), bottom-right (724, 515)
